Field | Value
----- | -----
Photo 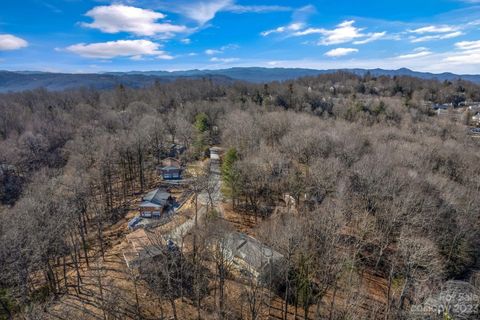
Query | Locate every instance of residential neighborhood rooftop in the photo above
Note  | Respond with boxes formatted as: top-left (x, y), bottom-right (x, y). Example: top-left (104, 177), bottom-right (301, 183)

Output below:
top-left (141, 188), bottom-right (171, 207)
top-left (223, 232), bottom-right (283, 278)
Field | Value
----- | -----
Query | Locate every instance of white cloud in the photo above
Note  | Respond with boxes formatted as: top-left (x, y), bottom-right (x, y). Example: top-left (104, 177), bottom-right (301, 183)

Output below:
top-left (291, 27), bottom-right (323, 36)
top-left (205, 44), bottom-right (238, 55)
top-left (261, 22), bottom-right (304, 36)
top-left (210, 57), bottom-right (239, 62)
top-left (396, 48), bottom-right (433, 59)
top-left (292, 5), bottom-right (317, 22)
top-left (324, 47), bottom-right (358, 57)
top-left (414, 47), bottom-right (429, 51)
top-left (467, 19), bottom-right (480, 26)
top-left (158, 54), bottom-right (175, 60)
top-left (455, 40), bottom-right (480, 50)
top-left (174, 0), bottom-right (232, 25)
top-left (317, 20), bottom-right (365, 45)
top-left (65, 39), bottom-right (173, 59)
top-left (148, 0), bottom-right (291, 25)
top-left (444, 51), bottom-right (480, 63)
top-left (406, 23), bottom-right (473, 43)
top-left (205, 49), bottom-right (222, 55)
top-left (130, 55), bottom-right (146, 61)
top-left (259, 5), bottom-right (317, 39)
top-left (408, 25), bottom-right (458, 34)
top-left (444, 39), bottom-right (480, 64)
top-left (287, 20), bottom-right (365, 45)
top-left (226, 4), bottom-right (291, 13)
top-left (353, 32), bottom-right (387, 45)
top-left (287, 20), bottom-right (386, 46)
top-left (0, 34), bottom-right (28, 51)
top-left (181, 38), bottom-right (191, 44)
top-left (410, 31), bottom-right (463, 43)
top-left (82, 5), bottom-right (187, 37)
top-left (220, 43), bottom-right (239, 50)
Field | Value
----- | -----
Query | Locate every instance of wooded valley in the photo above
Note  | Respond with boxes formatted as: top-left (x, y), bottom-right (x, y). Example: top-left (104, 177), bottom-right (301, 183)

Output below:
top-left (0, 72), bottom-right (479, 319)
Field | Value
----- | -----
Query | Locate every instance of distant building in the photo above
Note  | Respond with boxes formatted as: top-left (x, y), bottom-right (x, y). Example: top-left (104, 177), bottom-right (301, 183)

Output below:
top-left (468, 105), bottom-right (480, 112)
top-left (432, 103), bottom-right (452, 111)
top-left (222, 232), bottom-right (283, 280)
top-left (161, 157), bottom-right (182, 168)
top-left (159, 166), bottom-right (183, 180)
top-left (157, 143), bottom-right (186, 159)
top-left (470, 127), bottom-right (480, 135)
top-left (139, 188), bottom-right (174, 218)
top-left (283, 193), bottom-right (296, 209)
top-left (303, 190), bottom-right (324, 210)
top-left (123, 228), bottom-right (164, 268)
top-left (0, 164), bottom-right (16, 175)
top-left (168, 144), bottom-right (186, 158)
top-left (157, 158), bottom-right (183, 180)
top-left (472, 113), bottom-right (480, 126)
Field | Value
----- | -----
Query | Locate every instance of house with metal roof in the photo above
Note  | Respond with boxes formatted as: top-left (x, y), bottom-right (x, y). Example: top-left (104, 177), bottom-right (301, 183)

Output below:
top-left (139, 188), bottom-right (174, 218)
top-left (222, 232), bottom-right (284, 280)
top-left (159, 166), bottom-right (183, 180)
top-left (157, 158), bottom-right (183, 180)
top-left (123, 228), bottom-right (164, 268)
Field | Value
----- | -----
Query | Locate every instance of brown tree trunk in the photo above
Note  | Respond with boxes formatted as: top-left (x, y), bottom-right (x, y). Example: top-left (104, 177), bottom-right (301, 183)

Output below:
top-left (170, 298), bottom-right (178, 320)
top-left (329, 282), bottom-right (338, 320)
top-left (63, 256), bottom-right (68, 292)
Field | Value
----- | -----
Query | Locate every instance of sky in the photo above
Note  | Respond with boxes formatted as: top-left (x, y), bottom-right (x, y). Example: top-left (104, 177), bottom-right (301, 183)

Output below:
top-left (1, 0), bottom-right (480, 73)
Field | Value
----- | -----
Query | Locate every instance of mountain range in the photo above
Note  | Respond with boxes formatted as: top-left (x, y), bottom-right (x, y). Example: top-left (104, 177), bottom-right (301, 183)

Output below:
top-left (1, 67), bottom-right (480, 92)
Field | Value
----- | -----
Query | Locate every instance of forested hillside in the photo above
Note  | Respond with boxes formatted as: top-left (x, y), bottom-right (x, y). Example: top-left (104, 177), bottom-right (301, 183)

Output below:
top-left (1, 72), bottom-right (479, 319)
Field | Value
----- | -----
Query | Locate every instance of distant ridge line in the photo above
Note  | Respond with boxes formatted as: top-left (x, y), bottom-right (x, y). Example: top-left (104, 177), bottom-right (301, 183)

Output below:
top-left (1, 67), bottom-right (479, 92)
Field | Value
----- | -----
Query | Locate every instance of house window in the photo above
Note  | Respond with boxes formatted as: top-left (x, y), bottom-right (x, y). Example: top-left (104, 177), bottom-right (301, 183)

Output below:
top-left (141, 211), bottom-right (152, 218)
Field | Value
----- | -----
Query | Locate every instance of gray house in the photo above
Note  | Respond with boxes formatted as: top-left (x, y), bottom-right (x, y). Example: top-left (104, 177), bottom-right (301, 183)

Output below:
top-left (159, 166), bottom-right (183, 180)
top-left (222, 232), bottom-right (284, 280)
top-left (123, 228), bottom-right (164, 268)
top-left (157, 158), bottom-right (183, 180)
top-left (139, 188), bottom-right (173, 218)
top-left (168, 144), bottom-right (186, 158)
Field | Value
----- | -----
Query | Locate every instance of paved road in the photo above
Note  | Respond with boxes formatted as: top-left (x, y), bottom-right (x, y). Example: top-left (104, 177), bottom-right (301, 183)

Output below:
top-left (198, 159), bottom-right (222, 206)
top-left (168, 156), bottom-right (222, 245)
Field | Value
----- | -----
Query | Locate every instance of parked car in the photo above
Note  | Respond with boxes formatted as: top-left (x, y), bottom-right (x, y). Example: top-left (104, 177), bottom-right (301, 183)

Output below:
top-left (128, 216), bottom-right (141, 230)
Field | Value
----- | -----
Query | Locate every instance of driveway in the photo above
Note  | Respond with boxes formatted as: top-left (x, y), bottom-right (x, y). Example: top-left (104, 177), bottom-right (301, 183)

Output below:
top-left (168, 156), bottom-right (222, 245)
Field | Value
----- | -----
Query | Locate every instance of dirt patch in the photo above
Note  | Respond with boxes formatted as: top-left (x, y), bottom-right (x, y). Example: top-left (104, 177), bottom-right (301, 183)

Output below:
top-left (222, 204), bottom-right (261, 236)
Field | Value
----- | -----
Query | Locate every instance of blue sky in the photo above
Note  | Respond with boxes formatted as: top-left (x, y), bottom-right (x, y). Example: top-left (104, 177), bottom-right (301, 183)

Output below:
top-left (1, 0), bottom-right (480, 73)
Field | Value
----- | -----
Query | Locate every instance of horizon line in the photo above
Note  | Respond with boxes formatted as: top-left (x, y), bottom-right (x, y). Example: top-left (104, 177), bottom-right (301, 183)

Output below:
top-left (1, 66), bottom-right (478, 76)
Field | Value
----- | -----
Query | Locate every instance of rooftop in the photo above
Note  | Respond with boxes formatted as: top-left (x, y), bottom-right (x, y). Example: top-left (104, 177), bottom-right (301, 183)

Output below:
top-left (123, 228), bottom-right (165, 268)
top-left (141, 188), bottom-right (171, 207)
top-left (224, 232), bottom-right (283, 273)
top-left (160, 166), bottom-right (182, 171)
